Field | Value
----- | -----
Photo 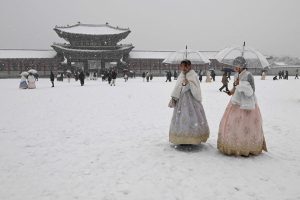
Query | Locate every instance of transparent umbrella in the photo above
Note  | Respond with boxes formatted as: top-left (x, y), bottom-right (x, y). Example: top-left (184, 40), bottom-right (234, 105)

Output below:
top-left (163, 46), bottom-right (210, 65)
top-left (20, 71), bottom-right (29, 76)
top-left (215, 42), bottom-right (269, 68)
top-left (28, 69), bottom-right (38, 74)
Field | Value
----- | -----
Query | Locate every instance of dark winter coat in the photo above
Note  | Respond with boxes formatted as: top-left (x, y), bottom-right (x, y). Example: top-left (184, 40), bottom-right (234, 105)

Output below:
top-left (111, 71), bottom-right (117, 79)
top-left (50, 72), bottom-right (54, 81)
top-left (79, 72), bottom-right (85, 81)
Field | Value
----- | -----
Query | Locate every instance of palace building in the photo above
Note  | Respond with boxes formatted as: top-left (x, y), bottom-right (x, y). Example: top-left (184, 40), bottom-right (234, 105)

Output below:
top-left (0, 22), bottom-right (272, 78)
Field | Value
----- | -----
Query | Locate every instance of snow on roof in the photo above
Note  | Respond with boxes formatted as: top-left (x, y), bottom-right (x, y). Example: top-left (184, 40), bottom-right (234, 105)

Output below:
top-left (55, 23), bottom-right (130, 35)
top-left (0, 49), bottom-right (57, 59)
top-left (273, 62), bottom-right (287, 66)
top-left (129, 50), bottom-right (218, 60)
top-left (129, 51), bottom-right (174, 59)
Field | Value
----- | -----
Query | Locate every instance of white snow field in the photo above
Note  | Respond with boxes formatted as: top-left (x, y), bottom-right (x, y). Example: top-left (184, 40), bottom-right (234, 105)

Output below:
top-left (0, 76), bottom-right (300, 200)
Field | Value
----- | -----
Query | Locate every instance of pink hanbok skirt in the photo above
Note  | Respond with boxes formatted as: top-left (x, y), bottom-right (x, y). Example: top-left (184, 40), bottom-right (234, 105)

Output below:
top-left (217, 102), bottom-right (267, 156)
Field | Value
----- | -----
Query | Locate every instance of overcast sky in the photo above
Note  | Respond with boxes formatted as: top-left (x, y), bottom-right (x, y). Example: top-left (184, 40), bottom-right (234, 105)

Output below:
top-left (0, 0), bottom-right (299, 57)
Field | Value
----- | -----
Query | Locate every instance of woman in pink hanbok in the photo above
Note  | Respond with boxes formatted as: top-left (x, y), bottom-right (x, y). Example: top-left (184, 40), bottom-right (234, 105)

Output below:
top-left (218, 57), bottom-right (267, 156)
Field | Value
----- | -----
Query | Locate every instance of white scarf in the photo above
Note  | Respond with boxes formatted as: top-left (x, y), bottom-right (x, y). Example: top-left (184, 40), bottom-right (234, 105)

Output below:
top-left (171, 70), bottom-right (202, 102)
top-left (231, 70), bottom-right (256, 110)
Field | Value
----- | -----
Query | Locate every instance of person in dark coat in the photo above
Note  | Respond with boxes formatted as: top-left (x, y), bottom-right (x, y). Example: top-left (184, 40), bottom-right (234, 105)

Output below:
top-left (107, 71), bottom-right (112, 84)
top-left (211, 70), bottom-right (216, 81)
top-left (78, 71), bottom-right (85, 86)
top-left (173, 70), bottom-right (178, 80)
top-left (166, 71), bottom-right (172, 82)
top-left (273, 75), bottom-right (278, 80)
top-left (150, 73), bottom-right (153, 81)
top-left (285, 70), bottom-right (289, 80)
top-left (278, 71), bottom-right (282, 79)
top-left (219, 73), bottom-right (229, 92)
top-left (111, 70), bottom-right (117, 86)
top-left (50, 71), bottom-right (55, 87)
top-left (142, 72), bottom-right (146, 82)
top-left (198, 70), bottom-right (203, 82)
top-left (34, 73), bottom-right (39, 81)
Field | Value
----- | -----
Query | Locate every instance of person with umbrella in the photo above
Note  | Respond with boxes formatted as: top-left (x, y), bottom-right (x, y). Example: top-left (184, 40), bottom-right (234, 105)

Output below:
top-left (19, 72), bottom-right (28, 89)
top-left (50, 71), bottom-right (55, 87)
top-left (168, 59), bottom-right (210, 147)
top-left (217, 56), bottom-right (267, 156)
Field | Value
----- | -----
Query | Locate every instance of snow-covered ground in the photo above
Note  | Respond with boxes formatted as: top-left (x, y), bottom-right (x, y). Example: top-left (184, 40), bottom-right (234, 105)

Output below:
top-left (0, 76), bottom-right (299, 200)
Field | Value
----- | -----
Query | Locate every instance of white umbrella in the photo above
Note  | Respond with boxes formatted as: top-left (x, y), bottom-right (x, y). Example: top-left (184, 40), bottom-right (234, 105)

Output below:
top-left (215, 42), bottom-right (269, 68)
top-left (28, 69), bottom-right (38, 74)
top-left (163, 46), bottom-right (210, 65)
top-left (20, 71), bottom-right (29, 76)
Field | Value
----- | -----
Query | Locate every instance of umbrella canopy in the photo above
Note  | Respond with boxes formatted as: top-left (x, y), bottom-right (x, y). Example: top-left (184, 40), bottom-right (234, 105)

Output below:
top-left (20, 71), bottom-right (29, 76)
top-left (163, 47), bottom-right (210, 65)
top-left (28, 69), bottom-right (38, 74)
top-left (215, 43), bottom-right (269, 69)
top-left (221, 67), bottom-right (235, 73)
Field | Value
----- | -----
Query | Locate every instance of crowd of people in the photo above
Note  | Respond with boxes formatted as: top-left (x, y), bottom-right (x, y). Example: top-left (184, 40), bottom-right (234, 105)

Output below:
top-left (273, 69), bottom-right (299, 80)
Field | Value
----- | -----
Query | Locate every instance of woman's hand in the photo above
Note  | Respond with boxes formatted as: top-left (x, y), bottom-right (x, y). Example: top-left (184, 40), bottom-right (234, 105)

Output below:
top-left (182, 79), bottom-right (189, 86)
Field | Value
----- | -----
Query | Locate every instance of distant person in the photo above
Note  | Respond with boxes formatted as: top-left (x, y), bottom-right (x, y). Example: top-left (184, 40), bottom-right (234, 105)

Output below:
top-left (150, 73), bottom-right (153, 81)
top-left (111, 70), bottom-right (117, 86)
top-left (107, 72), bottom-right (112, 84)
top-left (74, 72), bottom-right (79, 81)
top-left (67, 73), bottom-right (71, 83)
top-left (261, 71), bottom-right (266, 80)
top-left (146, 72), bottom-right (150, 82)
top-left (78, 71), bottom-right (85, 86)
top-left (19, 74), bottom-right (28, 89)
top-left (219, 73), bottom-right (229, 92)
top-left (173, 70), bottom-right (178, 80)
top-left (210, 70), bottom-right (216, 81)
top-left (273, 75), bottom-right (278, 80)
top-left (124, 73), bottom-right (128, 82)
top-left (50, 71), bottom-right (55, 87)
top-left (34, 73), bottom-right (39, 81)
top-left (27, 73), bottom-right (36, 89)
top-left (285, 70), bottom-right (289, 80)
top-left (142, 72), bottom-right (146, 82)
top-left (295, 69), bottom-right (299, 79)
top-left (198, 70), bottom-right (203, 82)
top-left (166, 71), bottom-right (172, 82)
top-left (205, 71), bottom-right (212, 82)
